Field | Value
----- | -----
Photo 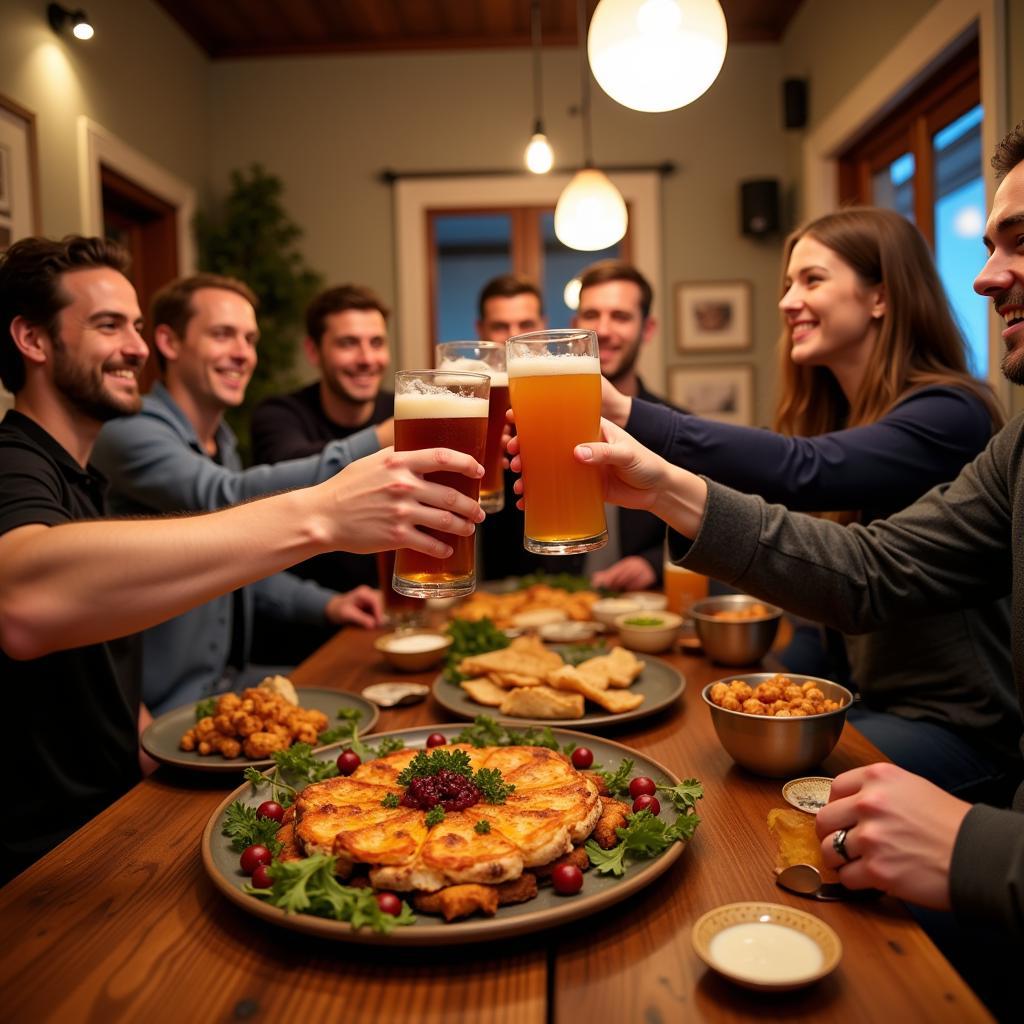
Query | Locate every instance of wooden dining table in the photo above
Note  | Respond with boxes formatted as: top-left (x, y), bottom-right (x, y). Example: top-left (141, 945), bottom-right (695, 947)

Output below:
top-left (0, 627), bottom-right (993, 1023)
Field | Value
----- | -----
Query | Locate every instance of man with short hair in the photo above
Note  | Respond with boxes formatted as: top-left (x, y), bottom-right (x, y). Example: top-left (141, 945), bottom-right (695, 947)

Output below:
top-left (251, 284), bottom-right (394, 464)
top-left (92, 274), bottom-right (391, 716)
top-left (573, 260), bottom-right (683, 590)
top-left (0, 237), bottom-right (484, 880)
top-left (476, 274), bottom-right (544, 342)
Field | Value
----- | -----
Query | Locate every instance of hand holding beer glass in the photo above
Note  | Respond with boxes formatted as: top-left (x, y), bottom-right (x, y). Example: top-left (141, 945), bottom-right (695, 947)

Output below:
top-left (435, 341), bottom-right (508, 514)
top-left (392, 370), bottom-right (489, 598)
top-left (506, 330), bottom-right (607, 554)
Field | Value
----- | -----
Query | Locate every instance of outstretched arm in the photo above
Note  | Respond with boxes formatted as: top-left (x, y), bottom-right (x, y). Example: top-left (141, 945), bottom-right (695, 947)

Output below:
top-left (0, 446), bottom-right (482, 659)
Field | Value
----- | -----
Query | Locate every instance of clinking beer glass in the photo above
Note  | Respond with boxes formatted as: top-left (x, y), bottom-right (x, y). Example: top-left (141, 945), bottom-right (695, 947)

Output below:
top-left (392, 369), bottom-right (489, 599)
top-left (506, 329), bottom-right (607, 555)
top-left (435, 341), bottom-right (508, 514)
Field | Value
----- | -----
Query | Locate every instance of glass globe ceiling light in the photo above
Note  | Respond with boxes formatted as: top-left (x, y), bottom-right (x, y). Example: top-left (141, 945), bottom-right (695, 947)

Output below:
top-left (524, 0), bottom-right (555, 174)
top-left (587, 0), bottom-right (728, 113)
top-left (554, 0), bottom-right (629, 252)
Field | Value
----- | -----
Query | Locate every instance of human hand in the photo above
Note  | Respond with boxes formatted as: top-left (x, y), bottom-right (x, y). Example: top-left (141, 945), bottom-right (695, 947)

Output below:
top-left (816, 762), bottom-right (971, 910)
top-left (591, 556), bottom-right (657, 591)
top-left (601, 376), bottom-right (632, 428)
top-left (324, 585), bottom-right (384, 629)
top-left (319, 447), bottom-right (485, 556)
top-left (374, 418), bottom-right (395, 448)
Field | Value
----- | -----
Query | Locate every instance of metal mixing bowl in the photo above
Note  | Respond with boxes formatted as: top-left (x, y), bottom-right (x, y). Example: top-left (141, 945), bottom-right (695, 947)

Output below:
top-left (691, 595), bottom-right (782, 665)
top-left (701, 673), bottom-right (852, 777)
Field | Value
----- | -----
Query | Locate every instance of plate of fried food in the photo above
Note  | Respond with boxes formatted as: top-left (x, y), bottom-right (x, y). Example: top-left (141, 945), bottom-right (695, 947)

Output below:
top-left (201, 723), bottom-right (703, 944)
top-left (456, 580), bottom-right (601, 630)
top-left (141, 675), bottom-right (379, 773)
top-left (433, 634), bottom-right (685, 728)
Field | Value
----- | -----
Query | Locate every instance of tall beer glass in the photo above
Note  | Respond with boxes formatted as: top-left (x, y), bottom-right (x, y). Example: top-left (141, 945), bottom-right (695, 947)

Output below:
top-left (506, 330), bottom-right (607, 554)
top-left (435, 341), bottom-right (508, 513)
top-left (392, 370), bottom-right (490, 598)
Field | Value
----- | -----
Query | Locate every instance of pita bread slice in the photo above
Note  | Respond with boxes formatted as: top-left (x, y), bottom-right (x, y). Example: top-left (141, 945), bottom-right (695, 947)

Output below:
top-left (499, 685), bottom-right (584, 719)
top-left (460, 677), bottom-right (508, 707)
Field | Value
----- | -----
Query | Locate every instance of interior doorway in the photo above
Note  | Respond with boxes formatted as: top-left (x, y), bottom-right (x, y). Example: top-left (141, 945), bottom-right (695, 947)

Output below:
top-left (101, 165), bottom-right (179, 393)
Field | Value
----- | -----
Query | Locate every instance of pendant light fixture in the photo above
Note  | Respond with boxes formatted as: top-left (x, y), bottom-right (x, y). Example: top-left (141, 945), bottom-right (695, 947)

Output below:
top-left (554, 0), bottom-right (628, 251)
top-left (524, 0), bottom-right (555, 174)
top-left (587, 0), bottom-right (727, 113)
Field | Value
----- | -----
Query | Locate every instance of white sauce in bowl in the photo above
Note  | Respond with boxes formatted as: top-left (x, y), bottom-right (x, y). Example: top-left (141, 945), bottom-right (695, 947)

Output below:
top-left (709, 922), bottom-right (823, 983)
top-left (383, 634), bottom-right (448, 653)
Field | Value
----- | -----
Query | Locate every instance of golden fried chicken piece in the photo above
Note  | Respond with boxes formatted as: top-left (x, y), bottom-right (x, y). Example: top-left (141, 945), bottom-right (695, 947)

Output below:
top-left (179, 728), bottom-right (197, 752)
top-left (532, 845), bottom-right (591, 880)
top-left (413, 884), bottom-right (500, 922)
top-left (495, 873), bottom-right (539, 905)
top-left (243, 731), bottom-right (290, 759)
top-left (592, 798), bottom-right (630, 849)
top-left (275, 821), bottom-right (304, 862)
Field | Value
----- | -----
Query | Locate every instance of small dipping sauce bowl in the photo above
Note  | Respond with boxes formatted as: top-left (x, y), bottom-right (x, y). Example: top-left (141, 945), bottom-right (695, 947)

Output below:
top-left (374, 631), bottom-right (452, 672)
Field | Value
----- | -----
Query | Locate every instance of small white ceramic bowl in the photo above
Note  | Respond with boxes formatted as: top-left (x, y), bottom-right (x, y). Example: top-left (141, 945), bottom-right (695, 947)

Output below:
top-left (591, 597), bottom-right (643, 628)
top-left (614, 611), bottom-right (683, 654)
top-left (373, 631), bottom-right (452, 672)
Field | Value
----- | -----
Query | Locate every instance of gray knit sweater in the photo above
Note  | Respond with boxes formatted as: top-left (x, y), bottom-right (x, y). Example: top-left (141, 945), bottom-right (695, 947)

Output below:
top-left (675, 413), bottom-right (1024, 936)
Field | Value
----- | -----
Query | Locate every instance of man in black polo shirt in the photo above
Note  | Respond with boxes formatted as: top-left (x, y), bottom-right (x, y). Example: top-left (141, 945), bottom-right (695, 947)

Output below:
top-left (0, 236), bottom-right (486, 882)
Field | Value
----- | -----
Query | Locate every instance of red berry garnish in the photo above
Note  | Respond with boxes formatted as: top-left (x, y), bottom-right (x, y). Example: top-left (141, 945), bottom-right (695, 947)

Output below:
top-left (628, 776), bottom-right (656, 798)
top-left (425, 733), bottom-right (447, 749)
top-left (570, 747), bottom-right (594, 770)
top-left (337, 750), bottom-right (361, 775)
top-left (240, 844), bottom-right (272, 875)
top-left (376, 892), bottom-right (402, 915)
top-left (256, 800), bottom-right (284, 822)
top-left (551, 864), bottom-right (584, 896)
top-left (632, 794), bottom-right (661, 815)
top-left (251, 864), bottom-right (273, 888)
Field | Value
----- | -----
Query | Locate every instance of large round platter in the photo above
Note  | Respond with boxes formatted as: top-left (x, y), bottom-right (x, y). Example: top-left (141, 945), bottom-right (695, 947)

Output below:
top-left (431, 652), bottom-right (685, 729)
top-left (142, 687), bottom-right (379, 773)
top-left (201, 724), bottom-right (692, 945)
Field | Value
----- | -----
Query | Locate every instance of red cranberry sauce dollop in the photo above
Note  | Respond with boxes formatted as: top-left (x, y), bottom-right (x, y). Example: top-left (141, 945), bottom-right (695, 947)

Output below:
top-left (401, 769), bottom-right (481, 812)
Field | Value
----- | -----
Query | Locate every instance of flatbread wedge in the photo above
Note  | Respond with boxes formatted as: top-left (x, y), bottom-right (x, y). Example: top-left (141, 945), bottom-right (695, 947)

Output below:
top-left (460, 677), bottom-right (508, 706)
top-left (499, 685), bottom-right (584, 719)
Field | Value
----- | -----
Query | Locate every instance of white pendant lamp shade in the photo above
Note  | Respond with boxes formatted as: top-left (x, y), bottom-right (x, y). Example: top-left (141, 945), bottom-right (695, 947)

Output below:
top-left (587, 0), bottom-right (728, 113)
top-left (525, 132), bottom-right (555, 174)
top-left (554, 169), bottom-right (628, 251)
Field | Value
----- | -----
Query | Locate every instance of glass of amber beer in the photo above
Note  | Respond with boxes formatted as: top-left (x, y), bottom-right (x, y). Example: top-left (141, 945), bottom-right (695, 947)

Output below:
top-left (392, 370), bottom-right (490, 599)
top-left (435, 341), bottom-right (508, 514)
top-left (506, 329), bottom-right (607, 554)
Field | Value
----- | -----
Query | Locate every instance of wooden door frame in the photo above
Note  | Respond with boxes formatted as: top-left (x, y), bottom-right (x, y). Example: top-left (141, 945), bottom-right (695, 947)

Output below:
top-left (77, 116), bottom-right (196, 273)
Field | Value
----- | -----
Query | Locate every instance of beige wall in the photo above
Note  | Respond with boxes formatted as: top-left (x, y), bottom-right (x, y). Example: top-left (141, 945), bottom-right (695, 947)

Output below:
top-left (207, 43), bottom-right (788, 423)
top-left (0, 0), bottom-right (208, 235)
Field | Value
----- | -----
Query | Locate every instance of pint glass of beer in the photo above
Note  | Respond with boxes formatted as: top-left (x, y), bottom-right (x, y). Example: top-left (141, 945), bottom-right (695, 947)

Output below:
top-left (663, 538), bottom-right (708, 617)
top-left (506, 330), bottom-right (607, 555)
top-left (392, 370), bottom-right (490, 598)
top-left (435, 341), bottom-right (508, 513)
top-left (375, 548), bottom-right (426, 625)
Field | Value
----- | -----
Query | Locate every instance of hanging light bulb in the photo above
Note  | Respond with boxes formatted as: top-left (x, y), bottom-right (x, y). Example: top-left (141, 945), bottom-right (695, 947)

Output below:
top-left (587, 0), bottom-right (728, 113)
top-left (555, 170), bottom-right (627, 251)
top-left (554, 0), bottom-right (629, 252)
top-left (524, 1), bottom-right (555, 174)
top-left (525, 128), bottom-right (555, 174)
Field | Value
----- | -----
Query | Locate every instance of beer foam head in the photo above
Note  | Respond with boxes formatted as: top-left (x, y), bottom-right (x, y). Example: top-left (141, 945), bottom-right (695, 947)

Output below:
top-left (437, 356), bottom-right (508, 388)
top-left (394, 390), bottom-right (489, 419)
top-left (507, 353), bottom-right (601, 378)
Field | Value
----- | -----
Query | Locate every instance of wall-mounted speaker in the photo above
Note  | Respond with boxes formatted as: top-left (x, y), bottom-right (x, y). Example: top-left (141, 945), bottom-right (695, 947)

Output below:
top-left (740, 179), bottom-right (780, 238)
top-left (783, 78), bottom-right (808, 130)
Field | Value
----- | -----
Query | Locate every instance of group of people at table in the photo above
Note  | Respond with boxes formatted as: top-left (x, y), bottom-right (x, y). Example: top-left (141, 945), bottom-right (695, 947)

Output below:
top-left (3, 114), bottom-right (1024, 1016)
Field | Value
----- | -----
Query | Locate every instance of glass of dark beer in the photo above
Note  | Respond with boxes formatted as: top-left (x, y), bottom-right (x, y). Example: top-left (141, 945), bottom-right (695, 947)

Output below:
top-left (435, 341), bottom-right (509, 514)
top-left (392, 369), bottom-right (490, 599)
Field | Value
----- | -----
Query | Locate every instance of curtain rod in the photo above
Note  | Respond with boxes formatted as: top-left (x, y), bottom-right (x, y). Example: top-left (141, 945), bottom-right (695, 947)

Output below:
top-left (377, 162), bottom-right (676, 184)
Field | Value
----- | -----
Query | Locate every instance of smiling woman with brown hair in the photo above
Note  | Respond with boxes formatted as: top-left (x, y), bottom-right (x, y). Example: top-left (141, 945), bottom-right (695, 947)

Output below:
top-left (601, 206), bottom-right (1015, 803)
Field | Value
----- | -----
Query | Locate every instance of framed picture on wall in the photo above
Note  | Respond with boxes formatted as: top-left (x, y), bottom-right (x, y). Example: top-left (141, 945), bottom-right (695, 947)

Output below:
top-left (0, 94), bottom-right (41, 251)
top-left (675, 280), bottom-right (752, 352)
top-left (669, 365), bottom-right (754, 426)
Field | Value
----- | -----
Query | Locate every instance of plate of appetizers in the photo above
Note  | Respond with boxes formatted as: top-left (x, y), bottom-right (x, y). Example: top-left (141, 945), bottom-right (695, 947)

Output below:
top-left (201, 723), bottom-right (703, 944)
top-left (143, 682), bottom-right (378, 773)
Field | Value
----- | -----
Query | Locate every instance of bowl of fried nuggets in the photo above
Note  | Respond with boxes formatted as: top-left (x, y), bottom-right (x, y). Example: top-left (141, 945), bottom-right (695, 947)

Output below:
top-left (434, 635), bottom-right (685, 726)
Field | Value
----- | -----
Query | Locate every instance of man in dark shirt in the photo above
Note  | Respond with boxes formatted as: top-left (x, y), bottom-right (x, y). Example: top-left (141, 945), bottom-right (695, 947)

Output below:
top-left (250, 285), bottom-right (395, 655)
top-left (573, 260), bottom-right (683, 590)
top-left (0, 237), bottom-right (485, 882)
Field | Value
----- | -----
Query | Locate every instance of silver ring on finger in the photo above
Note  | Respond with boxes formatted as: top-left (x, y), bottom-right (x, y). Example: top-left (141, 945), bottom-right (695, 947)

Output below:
top-left (832, 827), bottom-right (852, 863)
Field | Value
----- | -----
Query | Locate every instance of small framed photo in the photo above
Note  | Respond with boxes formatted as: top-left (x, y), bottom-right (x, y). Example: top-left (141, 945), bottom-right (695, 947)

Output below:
top-left (675, 280), bottom-right (752, 352)
top-left (669, 365), bottom-right (754, 426)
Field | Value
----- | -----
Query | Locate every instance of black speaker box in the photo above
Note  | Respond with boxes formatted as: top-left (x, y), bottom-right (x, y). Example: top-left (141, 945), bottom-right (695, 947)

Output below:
top-left (783, 78), bottom-right (808, 129)
top-left (740, 179), bottom-right (780, 238)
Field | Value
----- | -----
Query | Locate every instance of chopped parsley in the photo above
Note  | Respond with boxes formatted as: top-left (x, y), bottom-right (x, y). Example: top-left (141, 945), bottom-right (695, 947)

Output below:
top-left (381, 792), bottom-right (400, 808)
top-left (475, 820), bottom-right (491, 835)
top-left (586, 808), bottom-right (702, 877)
top-left (222, 800), bottom-right (283, 855)
top-left (195, 697), bottom-right (217, 722)
top-left (443, 618), bottom-right (510, 685)
top-left (595, 758), bottom-right (635, 798)
top-left (425, 805), bottom-right (446, 828)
